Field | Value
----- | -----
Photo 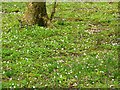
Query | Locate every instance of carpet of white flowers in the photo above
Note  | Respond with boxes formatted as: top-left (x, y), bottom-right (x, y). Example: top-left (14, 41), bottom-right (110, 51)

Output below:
top-left (2, 2), bottom-right (119, 88)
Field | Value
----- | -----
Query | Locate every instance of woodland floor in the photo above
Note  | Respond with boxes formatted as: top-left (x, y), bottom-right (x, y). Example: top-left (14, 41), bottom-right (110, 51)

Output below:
top-left (2, 2), bottom-right (119, 88)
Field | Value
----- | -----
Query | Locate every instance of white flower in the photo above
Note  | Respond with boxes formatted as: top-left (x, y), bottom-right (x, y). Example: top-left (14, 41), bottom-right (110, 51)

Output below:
top-left (12, 83), bottom-right (14, 85)
top-left (60, 75), bottom-right (62, 78)
top-left (86, 84), bottom-right (89, 86)
top-left (9, 78), bottom-right (12, 81)
top-left (33, 86), bottom-right (35, 88)
top-left (17, 84), bottom-right (20, 86)
top-left (110, 85), bottom-right (114, 88)
top-left (73, 83), bottom-right (77, 86)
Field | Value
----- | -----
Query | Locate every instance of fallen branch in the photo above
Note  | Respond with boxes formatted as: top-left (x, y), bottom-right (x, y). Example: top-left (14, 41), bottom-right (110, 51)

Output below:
top-left (50, 0), bottom-right (57, 21)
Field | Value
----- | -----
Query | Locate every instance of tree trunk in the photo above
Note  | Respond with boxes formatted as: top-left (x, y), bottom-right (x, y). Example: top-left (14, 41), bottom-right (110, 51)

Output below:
top-left (22, 2), bottom-right (48, 27)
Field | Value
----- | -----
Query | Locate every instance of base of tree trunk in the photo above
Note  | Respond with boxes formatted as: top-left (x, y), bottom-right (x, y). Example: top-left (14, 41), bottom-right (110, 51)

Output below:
top-left (22, 2), bottom-right (49, 27)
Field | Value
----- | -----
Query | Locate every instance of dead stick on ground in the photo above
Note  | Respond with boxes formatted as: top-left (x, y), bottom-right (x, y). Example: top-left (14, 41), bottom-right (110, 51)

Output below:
top-left (50, 0), bottom-right (57, 21)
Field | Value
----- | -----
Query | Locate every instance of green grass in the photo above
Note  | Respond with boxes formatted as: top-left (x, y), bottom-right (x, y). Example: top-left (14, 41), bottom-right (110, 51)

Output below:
top-left (2, 2), bottom-right (119, 88)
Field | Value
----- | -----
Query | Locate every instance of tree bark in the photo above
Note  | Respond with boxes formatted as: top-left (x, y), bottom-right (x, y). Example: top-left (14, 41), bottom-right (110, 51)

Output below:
top-left (22, 2), bottom-right (48, 27)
